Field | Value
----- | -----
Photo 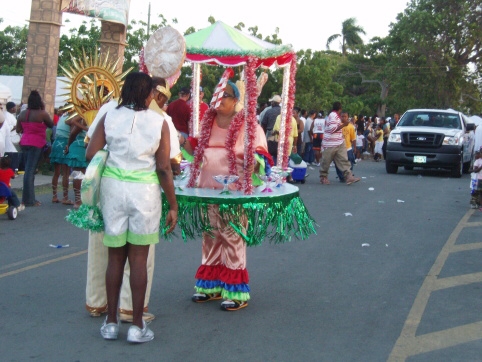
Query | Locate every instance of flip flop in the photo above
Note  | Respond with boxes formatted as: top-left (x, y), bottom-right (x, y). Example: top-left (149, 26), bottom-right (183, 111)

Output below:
top-left (52, 198), bottom-right (60, 203)
top-left (34, 200), bottom-right (41, 206)
top-left (62, 199), bottom-right (74, 205)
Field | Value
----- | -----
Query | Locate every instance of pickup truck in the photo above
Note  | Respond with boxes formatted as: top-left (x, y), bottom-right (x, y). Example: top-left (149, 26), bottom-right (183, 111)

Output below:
top-left (385, 109), bottom-right (475, 178)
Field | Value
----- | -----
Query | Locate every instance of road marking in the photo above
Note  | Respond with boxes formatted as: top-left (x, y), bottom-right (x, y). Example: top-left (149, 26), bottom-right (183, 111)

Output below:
top-left (0, 249), bottom-right (83, 271)
top-left (0, 250), bottom-right (87, 279)
top-left (388, 209), bottom-right (482, 361)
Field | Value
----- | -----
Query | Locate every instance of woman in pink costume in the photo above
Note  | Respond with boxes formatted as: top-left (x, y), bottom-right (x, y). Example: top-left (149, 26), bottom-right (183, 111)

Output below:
top-left (187, 81), bottom-right (268, 311)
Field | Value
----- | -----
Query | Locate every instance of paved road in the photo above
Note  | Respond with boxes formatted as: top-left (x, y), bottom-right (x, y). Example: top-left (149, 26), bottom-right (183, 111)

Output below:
top-left (1, 161), bottom-right (481, 361)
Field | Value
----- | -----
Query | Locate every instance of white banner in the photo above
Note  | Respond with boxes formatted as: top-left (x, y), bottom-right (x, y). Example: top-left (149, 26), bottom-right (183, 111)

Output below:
top-left (60, 0), bottom-right (130, 26)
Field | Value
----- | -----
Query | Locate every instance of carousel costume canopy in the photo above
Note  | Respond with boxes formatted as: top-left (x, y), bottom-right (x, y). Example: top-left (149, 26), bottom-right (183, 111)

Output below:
top-left (184, 21), bottom-right (294, 67)
top-left (185, 21), bottom-right (298, 192)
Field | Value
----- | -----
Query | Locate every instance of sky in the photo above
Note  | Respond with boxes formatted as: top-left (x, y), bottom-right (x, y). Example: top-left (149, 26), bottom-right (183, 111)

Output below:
top-left (1, 0), bottom-right (411, 52)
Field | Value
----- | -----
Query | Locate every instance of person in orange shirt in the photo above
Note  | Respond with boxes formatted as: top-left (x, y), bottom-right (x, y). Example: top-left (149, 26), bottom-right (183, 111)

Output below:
top-left (335, 113), bottom-right (356, 182)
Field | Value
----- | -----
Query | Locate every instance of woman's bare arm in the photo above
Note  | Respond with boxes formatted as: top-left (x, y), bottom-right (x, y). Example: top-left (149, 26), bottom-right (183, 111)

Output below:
top-left (155, 122), bottom-right (178, 234)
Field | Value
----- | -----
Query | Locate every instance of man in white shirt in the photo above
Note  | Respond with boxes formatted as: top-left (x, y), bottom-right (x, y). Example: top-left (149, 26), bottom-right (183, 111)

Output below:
top-left (303, 110), bottom-right (316, 164)
top-left (5, 102), bottom-right (20, 148)
top-left (1, 103), bottom-right (17, 158)
top-left (319, 102), bottom-right (360, 185)
top-left (311, 111), bottom-right (325, 166)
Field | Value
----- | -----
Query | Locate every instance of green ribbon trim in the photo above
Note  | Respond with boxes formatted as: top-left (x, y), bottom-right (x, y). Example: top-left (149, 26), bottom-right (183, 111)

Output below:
top-left (103, 231), bottom-right (128, 247)
top-left (195, 286), bottom-right (222, 294)
top-left (103, 166), bottom-right (159, 184)
top-left (221, 290), bottom-right (250, 302)
top-left (186, 46), bottom-right (294, 59)
top-left (193, 287), bottom-right (250, 302)
top-left (252, 153), bottom-right (265, 186)
top-left (65, 204), bottom-right (104, 232)
top-left (127, 230), bottom-right (159, 245)
top-left (161, 191), bottom-right (317, 246)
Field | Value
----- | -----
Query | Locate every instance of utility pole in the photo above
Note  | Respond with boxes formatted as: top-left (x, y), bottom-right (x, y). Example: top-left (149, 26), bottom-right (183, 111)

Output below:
top-left (147, 2), bottom-right (151, 37)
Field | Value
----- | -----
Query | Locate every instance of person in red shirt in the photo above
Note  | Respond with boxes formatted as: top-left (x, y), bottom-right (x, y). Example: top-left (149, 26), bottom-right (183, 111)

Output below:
top-left (53, 108), bottom-right (60, 126)
top-left (0, 156), bottom-right (23, 210)
top-left (167, 86), bottom-right (191, 138)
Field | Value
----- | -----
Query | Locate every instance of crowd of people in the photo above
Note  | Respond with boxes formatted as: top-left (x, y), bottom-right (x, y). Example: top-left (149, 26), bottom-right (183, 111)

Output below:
top-left (257, 99), bottom-right (400, 184)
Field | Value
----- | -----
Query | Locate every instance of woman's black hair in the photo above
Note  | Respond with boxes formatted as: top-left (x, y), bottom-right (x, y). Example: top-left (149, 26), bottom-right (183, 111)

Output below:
top-left (117, 72), bottom-right (153, 111)
top-left (27, 90), bottom-right (43, 110)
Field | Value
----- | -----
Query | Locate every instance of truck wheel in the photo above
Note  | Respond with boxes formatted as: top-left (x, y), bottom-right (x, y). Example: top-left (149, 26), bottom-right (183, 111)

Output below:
top-left (386, 161), bottom-right (398, 174)
top-left (451, 155), bottom-right (463, 178)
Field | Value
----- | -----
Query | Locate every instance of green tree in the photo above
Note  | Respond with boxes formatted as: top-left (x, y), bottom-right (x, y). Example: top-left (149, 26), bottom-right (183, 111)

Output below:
top-left (294, 50), bottom-right (343, 111)
top-left (247, 26), bottom-right (262, 39)
top-left (0, 19), bottom-right (28, 75)
top-left (58, 19), bottom-right (101, 74)
top-left (326, 18), bottom-right (366, 56)
top-left (335, 44), bottom-right (394, 116)
top-left (234, 22), bottom-right (245, 31)
top-left (387, 0), bottom-right (482, 112)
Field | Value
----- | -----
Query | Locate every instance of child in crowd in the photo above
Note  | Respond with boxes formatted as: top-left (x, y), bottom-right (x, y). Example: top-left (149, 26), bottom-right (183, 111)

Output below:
top-left (0, 156), bottom-right (24, 211)
top-left (356, 129), bottom-right (365, 161)
top-left (469, 151), bottom-right (482, 209)
top-left (373, 124), bottom-right (384, 161)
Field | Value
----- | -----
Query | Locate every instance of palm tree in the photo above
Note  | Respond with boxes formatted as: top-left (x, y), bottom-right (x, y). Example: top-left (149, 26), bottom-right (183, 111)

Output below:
top-left (326, 18), bottom-right (366, 56)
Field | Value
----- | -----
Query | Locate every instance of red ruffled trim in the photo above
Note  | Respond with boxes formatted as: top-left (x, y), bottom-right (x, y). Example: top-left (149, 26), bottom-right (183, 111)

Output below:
top-left (220, 266), bottom-right (249, 284)
top-left (195, 264), bottom-right (249, 284)
top-left (195, 264), bottom-right (223, 280)
top-left (185, 53), bottom-right (295, 68)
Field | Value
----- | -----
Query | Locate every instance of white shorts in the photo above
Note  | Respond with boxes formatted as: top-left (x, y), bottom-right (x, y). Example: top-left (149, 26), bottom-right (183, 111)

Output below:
top-left (100, 177), bottom-right (161, 247)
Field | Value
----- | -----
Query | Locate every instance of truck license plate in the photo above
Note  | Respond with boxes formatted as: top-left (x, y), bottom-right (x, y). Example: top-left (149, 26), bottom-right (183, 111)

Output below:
top-left (413, 155), bottom-right (426, 163)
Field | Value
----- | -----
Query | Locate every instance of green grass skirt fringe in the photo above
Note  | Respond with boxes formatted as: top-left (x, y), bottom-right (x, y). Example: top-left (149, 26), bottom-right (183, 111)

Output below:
top-left (65, 193), bottom-right (317, 246)
top-left (161, 192), bottom-right (317, 246)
